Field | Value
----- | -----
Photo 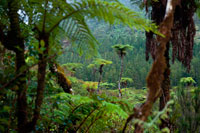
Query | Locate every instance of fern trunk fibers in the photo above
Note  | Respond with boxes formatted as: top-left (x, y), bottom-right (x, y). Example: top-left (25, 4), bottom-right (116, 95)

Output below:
top-left (159, 43), bottom-right (171, 129)
top-left (49, 62), bottom-right (72, 93)
top-left (118, 56), bottom-right (123, 97)
top-left (97, 64), bottom-right (104, 92)
top-left (123, 0), bottom-right (179, 132)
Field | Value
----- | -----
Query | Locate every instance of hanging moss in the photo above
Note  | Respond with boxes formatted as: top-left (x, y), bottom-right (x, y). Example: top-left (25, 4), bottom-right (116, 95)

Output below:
top-left (123, 0), bottom-right (179, 132)
top-left (145, 0), bottom-right (197, 71)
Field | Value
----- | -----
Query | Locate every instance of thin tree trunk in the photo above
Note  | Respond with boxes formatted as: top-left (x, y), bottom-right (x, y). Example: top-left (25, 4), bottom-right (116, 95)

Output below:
top-left (97, 64), bottom-right (104, 93)
top-left (26, 35), bottom-right (49, 132)
top-left (118, 56), bottom-right (123, 97)
top-left (123, 0), bottom-right (179, 132)
top-left (159, 43), bottom-right (171, 129)
top-left (93, 68), bottom-right (97, 81)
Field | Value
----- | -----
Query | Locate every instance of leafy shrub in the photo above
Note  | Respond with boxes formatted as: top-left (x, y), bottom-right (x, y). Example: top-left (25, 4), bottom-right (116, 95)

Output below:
top-left (180, 77), bottom-right (196, 86)
top-left (171, 87), bottom-right (200, 132)
top-left (100, 82), bottom-right (116, 89)
top-left (38, 93), bottom-right (129, 132)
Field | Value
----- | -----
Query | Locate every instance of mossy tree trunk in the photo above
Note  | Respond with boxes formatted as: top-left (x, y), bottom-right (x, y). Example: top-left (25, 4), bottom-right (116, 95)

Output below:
top-left (49, 62), bottom-right (72, 93)
top-left (123, 0), bottom-right (179, 132)
top-left (159, 43), bottom-right (171, 129)
top-left (134, 1), bottom-right (179, 132)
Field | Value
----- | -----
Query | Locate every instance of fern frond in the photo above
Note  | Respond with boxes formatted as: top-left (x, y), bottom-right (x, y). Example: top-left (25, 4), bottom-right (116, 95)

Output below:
top-left (47, 0), bottom-right (160, 56)
top-left (59, 16), bottom-right (99, 56)
top-left (61, 0), bottom-right (158, 32)
top-left (25, 0), bottom-right (160, 57)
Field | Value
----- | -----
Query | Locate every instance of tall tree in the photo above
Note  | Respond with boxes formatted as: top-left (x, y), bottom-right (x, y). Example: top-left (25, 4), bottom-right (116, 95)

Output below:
top-left (144, 0), bottom-right (198, 130)
top-left (120, 77), bottom-right (133, 88)
top-left (89, 58), bottom-right (112, 92)
top-left (123, 0), bottom-right (199, 132)
top-left (123, 0), bottom-right (179, 132)
top-left (0, 0), bottom-right (28, 131)
top-left (112, 44), bottom-right (133, 97)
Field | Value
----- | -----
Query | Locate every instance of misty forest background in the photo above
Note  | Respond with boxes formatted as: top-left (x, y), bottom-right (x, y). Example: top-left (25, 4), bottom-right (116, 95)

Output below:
top-left (60, 1), bottom-right (200, 89)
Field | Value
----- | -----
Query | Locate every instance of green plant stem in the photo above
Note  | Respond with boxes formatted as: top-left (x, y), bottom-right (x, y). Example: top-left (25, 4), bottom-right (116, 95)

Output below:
top-left (75, 107), bottom-right (98, 132)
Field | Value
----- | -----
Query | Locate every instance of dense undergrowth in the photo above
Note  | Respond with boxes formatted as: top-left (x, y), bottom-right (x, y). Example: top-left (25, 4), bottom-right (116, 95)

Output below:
top-left (1, 69), bottom-right (199, 132)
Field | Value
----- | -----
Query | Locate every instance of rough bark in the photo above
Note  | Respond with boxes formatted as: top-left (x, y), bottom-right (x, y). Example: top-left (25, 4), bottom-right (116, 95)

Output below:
top-left (6, 1), bottom-right (28, 132)
top-left (123, 0), bottom-right (179, 132)
top-left (135, 1), bottom-right (179, 132)
top-left (159, 43), bottom-right (171, 129)
top-left (49, 62), bottom-right (72, 93)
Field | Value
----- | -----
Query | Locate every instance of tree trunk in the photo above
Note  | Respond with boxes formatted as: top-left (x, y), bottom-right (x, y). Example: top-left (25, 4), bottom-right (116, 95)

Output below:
top-left (7, 1), bottom-right (28, 132)
top-left (118, 56), bottom-right (123, 97)
top-left (97, 64), bottom-right (104, 93)
top-left (159, 43), bottom-right (171, 129)
top-left (134, 1), bottom-right (179, 132)
top-left (26, 35), bottom-right (49, 132)
top-left (93, 68), bottom-right (97, 81)
top-left (49, 62), bottom-right (72, 93)
top-left (123, 0), bottom-right (179, 132)
top-left (16, 51), bottom-right (28, 132)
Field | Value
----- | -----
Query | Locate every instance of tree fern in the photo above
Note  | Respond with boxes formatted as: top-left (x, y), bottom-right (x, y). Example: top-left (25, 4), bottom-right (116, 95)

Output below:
top-left (24, 0), bottom-right (160, 57)
top-left (59, 16), bottom-right (98, 56)
top-left (49, 93), bottom-right (129, 132)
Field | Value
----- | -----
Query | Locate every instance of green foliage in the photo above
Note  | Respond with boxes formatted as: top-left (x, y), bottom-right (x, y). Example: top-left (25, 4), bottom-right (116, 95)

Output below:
top-left (195, 0), bottom-right (200, 18)
top-left (112, 44), bottom-right (133, 57)
top-left (93, 58), bottom-right (112, 66)
top-left (87, 58), bottom-right (112, 70)
top-left (38, 93), bottom-right (129, 132)
top-left (87, 63), bottom-right (96, 69)
top-left (23, 0), bottom-right (159, 57)
top-left (180, 77), bottom-right (196, 86)
top-left (141, 101), bottom-right (173, 133)
top-left (1, 0), bottom-right (200, 132)
top-left (171, 87), bottom-right (200, 132)
top-left (62, 63), bottom-right (83, 73)
top-left (100, 82), bottom-right (116, 89)
top-left (121, 77), bottom-right (133, 83)
top-left (82, 81), bottom-right (98, 90)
